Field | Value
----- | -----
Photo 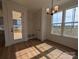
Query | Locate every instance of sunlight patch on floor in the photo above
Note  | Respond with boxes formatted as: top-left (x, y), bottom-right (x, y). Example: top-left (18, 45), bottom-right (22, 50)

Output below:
top-left (40, 56), bottom-right (47, 59)
top-left (58, 53), bottom-right (73, 59)
top-left (47, 49), bottom-right (74, 59)
top-left (15, 43), bottom-right (74, 59)
top-left (15, 46), bottom-right (40, 59)
top-left (47, 49), bottom-right (63, 59)
top-left (36, 43), bottom-right (52, 52)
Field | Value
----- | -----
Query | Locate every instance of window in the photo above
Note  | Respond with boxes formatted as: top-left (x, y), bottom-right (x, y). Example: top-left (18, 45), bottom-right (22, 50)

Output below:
top-left (51, 7), bottom-right (78, 38)
top-left (51, 11), bottom-right (63, 35)
top-left (63, 7), bottom-right (78, 38)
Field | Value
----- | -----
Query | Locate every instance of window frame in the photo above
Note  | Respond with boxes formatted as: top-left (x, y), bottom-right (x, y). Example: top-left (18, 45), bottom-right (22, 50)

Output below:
top-left (51, 11), bottom-right (63, 35)
top-left (51, 7), bottom-right (78, 38)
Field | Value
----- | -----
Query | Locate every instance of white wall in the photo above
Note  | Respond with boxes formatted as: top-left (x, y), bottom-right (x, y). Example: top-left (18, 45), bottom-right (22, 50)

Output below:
top-left (60, 0), bottom-right (77, 10)
top-left (33, 10), bottom-right (42, 39)
top-left (2, 0), bottom-right (28, 46)
top-left (26, 11), bottom-right (38, 39)
top-left (32, 9), bottom-right (48, 41)
top-left (41, 8), bottom-right (48, 41)
top-left (27, 11), bottom-right (35, 35)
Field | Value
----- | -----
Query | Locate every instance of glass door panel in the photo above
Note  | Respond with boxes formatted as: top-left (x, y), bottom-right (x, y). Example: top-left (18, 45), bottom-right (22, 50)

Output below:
top-left (12, 11), bottom-right (22, 40)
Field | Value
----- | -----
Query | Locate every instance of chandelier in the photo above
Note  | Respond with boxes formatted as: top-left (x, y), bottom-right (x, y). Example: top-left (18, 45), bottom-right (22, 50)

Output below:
top-left (46, 0), bottom-right (59, 15)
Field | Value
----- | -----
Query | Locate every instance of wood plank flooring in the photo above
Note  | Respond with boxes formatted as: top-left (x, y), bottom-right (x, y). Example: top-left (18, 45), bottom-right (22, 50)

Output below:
top-left (0, 39), bottom-right (77, 59)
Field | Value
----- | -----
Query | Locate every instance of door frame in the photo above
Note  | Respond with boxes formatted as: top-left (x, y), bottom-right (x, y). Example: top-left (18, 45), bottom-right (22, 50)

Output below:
top-left (9, 7), bottom-right (24, 41)
top-left (2, 0), bottom-right (28, 46)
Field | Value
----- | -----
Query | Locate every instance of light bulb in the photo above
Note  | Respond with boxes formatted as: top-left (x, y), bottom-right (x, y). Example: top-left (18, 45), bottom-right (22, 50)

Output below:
top-left (54, 5), bottom-right (59, 11)
top-left (52, 10), bottom-right (55, 13)
top-left (46, 8), bottom-right (50, 13)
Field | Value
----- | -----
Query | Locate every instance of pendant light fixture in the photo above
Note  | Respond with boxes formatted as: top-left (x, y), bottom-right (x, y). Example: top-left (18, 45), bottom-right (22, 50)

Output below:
top-left (46, 0), bottom-right (59, 15)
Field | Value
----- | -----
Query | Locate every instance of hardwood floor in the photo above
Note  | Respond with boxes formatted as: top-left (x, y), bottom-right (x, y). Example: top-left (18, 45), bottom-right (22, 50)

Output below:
top-left (0, 39), bottom-right (77, 59)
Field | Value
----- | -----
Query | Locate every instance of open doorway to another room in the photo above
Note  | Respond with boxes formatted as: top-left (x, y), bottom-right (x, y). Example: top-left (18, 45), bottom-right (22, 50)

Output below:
top-left (0, 1), bottom-right (5, 47)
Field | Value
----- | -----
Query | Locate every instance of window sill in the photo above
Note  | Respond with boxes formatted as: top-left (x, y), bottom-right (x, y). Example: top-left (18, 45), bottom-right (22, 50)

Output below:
top-left (51, 33), bottom-right (78, 39)
top-left (63, 35), bottom-right (78, 39)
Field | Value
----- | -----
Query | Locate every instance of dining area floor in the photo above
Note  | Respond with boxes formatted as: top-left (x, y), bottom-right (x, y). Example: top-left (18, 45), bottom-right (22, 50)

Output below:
top-left (0, 39), bottom-right (77, 59)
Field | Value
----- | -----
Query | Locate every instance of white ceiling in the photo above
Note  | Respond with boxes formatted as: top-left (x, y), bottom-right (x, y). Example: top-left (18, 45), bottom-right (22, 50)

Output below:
top-left (12, 0), bottom-right (71, 10)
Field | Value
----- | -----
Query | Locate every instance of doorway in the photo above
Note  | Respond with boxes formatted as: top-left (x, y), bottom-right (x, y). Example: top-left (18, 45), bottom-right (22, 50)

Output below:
top-left (0, 1), bottom-right (5, 47)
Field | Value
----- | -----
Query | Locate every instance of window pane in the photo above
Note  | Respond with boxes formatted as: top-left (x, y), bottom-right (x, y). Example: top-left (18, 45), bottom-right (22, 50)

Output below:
top-left (53, 23), bottom-right (61, 27)
top-left (74, 23), bottom-right (78, 27)
top-left (65, 23), bottom-right (72, 27)
top-left (52, 12), bottom-right (62, 23)
top-left (74, 7), bottom-right (78, 38)
top-left (13, 20), bottom-right (17, 25)
top-left (75, 7), bottom-right (78, 22)
top-left (12, 11), bottom-right (22, 40)
top-left (63, 7), bottom-right (78, 38)
top-left (51, 11), bottom-right (62, 35)
top-left (65, 8), bottom-right (74, 22)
